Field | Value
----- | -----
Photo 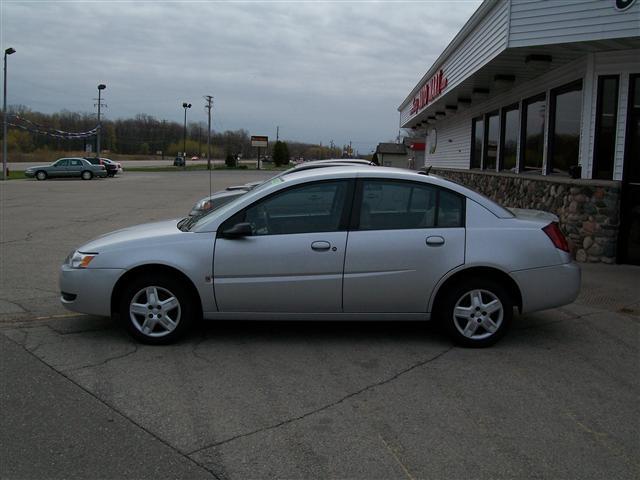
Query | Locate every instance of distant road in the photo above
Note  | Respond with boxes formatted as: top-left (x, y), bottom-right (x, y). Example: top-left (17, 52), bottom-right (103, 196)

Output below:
top-left (8, 159), bottom-right (261, 170)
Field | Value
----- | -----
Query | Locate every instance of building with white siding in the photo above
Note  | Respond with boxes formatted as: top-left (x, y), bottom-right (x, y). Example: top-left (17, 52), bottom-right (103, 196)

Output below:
top-left (399, 0), bottom-right (640, 264)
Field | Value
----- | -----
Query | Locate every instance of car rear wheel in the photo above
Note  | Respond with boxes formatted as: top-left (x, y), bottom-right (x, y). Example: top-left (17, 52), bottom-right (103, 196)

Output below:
top-left (36, 171), bottom-right (47, 181)
top-left (120, 274), bottom-right (195, 344)
top-left (81, 170), bottom-right (93, 180)
top-left (440, 278), bottom-right (513, 347)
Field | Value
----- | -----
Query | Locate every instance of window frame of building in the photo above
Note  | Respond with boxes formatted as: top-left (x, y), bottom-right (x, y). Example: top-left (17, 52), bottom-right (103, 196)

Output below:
top-left (519, 93), bottom-right (547, 173)
top-left (483, 110), bottom-right (500, 171)
top-left (592, 75), bottom-right (620, 180)
top-left (470, 116), bottom-right (484, 169)
top-left (547, 79), bottom-right (584, 176)
top-left (499, 103), bottom-right (520, 172)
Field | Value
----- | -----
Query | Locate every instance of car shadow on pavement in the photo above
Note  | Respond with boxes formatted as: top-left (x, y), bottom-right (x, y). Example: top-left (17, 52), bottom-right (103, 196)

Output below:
top-left (191, 319), bottom-right (446, 346)
top-left (28, 309), bottom-right (576, 350)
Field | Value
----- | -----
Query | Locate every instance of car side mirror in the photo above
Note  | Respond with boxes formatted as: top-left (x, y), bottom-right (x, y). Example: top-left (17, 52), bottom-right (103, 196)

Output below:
top-left (220, 222), bottom-right (252, 238)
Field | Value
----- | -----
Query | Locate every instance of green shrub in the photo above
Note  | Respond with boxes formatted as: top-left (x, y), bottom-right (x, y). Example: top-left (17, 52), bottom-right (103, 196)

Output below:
top-left (272, 141), bottom-right (290, 166)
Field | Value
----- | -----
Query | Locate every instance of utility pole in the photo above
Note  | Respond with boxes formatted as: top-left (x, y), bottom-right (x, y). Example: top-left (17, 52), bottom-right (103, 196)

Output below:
top-left (204, 95), bottom-right (213, 170)
top-left (349, 140), bottom-right (352, 158)
top-left (95, 84), bottom-right (106, 157)
top-left (182, 102), bottom-right (192, 169)
top-left (276, 125), bottom-right (279, 142)
top-left (3, 47), bottom-right (16, 180)
top-left (197, 124), bottom-right (202, 157)
top-left (161, 120), bottom-right (166, 160)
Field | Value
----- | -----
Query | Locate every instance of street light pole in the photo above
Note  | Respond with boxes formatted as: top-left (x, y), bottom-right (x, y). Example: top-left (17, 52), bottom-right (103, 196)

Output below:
top-left (3, 47), bottom-right (16, 181)
top-left (182, 102), bottom-right (191, 169)
top-left (96, 84), bottom-right (106, 158)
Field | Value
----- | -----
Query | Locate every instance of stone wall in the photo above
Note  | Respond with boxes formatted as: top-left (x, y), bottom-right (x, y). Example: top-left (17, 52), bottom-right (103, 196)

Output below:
top-left (432, 168), bottom-right (621, 263)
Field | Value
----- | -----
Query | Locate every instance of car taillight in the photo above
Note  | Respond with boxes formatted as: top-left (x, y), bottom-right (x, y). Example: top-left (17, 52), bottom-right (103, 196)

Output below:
top-left (542, 222), bottom-right (570, 253)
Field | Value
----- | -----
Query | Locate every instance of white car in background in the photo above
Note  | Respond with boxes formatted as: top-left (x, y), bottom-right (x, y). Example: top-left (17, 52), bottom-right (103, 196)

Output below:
top-left (60, 166), bottom-right (580, 347)
top-left (188, 159), bottom-right (376, 216)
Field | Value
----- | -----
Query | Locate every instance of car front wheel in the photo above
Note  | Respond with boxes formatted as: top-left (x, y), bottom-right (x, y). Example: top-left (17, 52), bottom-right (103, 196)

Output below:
top-left (36, 171), bottom-right (47, 181)
top-left (120, 274), bottom-right (195, 344)
top-left (440, 278), bottom-right (513, 347)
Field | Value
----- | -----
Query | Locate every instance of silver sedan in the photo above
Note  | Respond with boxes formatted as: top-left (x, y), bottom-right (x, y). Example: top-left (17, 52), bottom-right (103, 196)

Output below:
top-left (60, 166), bottom-right (580, 347)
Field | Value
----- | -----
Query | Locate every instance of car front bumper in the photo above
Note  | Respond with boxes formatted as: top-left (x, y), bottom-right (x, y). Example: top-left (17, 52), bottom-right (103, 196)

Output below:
top-left (59, 265), bottom-right (125, 317)
top-left (511, 262), bottom-right (581, 314)
top-left (24, 171), bottom-right (35, 178)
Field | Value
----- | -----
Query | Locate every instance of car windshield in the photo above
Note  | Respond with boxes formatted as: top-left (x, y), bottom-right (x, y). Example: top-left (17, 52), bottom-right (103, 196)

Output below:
top-left (178, 176), bottom-right (286, 232)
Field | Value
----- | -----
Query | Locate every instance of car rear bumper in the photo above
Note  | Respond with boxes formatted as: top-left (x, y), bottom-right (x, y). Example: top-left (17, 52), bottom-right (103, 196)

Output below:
top-left (59, 265), bottom-right (125, 317)
top-left (511, 262), bottom-right (581, 314)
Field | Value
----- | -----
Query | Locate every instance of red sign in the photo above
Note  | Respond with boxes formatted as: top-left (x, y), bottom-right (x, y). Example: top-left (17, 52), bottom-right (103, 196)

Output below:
top-left (409, 69), bottom-right (448, 115)
top-left (409, 142), bottom-right (426, 151)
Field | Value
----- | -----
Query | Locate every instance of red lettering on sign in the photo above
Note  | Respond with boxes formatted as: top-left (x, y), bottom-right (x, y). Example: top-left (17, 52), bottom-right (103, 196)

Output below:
top-left (409, 69), bottom-right (448, 115)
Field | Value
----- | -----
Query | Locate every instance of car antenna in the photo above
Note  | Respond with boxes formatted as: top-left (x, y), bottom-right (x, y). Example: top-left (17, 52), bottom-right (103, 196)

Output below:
top-left (417, 165), bottom-right (432, 176)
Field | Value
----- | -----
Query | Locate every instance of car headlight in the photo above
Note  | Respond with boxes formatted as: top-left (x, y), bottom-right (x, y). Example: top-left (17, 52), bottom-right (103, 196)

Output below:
top-left (65, 250), bottom-right (98, 268)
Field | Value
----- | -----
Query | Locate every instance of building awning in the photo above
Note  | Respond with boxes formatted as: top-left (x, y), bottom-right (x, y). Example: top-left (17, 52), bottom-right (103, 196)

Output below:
top-left (400, 37), bottom-right (640, 130)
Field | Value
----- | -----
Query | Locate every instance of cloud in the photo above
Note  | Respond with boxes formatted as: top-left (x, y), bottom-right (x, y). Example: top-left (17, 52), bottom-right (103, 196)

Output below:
top-left (2, 0), bottom-right (481, 150)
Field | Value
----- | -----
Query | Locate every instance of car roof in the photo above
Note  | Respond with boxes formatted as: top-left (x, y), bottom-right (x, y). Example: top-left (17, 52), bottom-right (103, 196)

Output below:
top-left (279, 166), bottom-right (514, 218)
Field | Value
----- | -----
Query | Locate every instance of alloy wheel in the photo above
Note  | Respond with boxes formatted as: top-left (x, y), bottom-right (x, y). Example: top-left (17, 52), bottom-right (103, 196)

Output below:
top-left (452, 289), bottom-right (504, 340)
top-left (129, 286), bottom-right (181, 338)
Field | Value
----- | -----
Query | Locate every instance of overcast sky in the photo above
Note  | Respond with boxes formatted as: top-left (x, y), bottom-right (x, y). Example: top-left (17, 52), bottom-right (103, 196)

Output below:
top-left (2, 0), bottom-right (481, 153)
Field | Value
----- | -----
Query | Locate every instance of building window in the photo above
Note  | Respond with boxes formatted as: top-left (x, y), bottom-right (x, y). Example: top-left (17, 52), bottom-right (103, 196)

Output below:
top-left (471, 117), bottom-right (483, 169)
top-left (500, 104), bottom-right (519, 171)
top-left (548, 80), bottom-right (583, 175)
top-left (593, 76), bottom-right (619, 179)
top-left (484, 112), bottom-right (499, 170)
top-left (521, 93), bottom-right (546, 172)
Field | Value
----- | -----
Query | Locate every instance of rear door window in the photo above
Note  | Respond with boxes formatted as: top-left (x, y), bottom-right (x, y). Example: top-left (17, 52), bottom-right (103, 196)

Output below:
top-left (357, 179), bottom-right (464, 230)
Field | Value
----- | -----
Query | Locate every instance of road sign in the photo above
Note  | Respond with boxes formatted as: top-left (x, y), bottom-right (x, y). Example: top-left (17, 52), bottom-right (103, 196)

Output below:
top-left (251, 135), bottom-right (268, 148)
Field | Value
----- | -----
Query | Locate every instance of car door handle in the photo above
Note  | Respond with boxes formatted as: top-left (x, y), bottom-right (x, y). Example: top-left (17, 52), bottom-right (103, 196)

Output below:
top-left (311, 241), bottom-right (331, 251)
top-left (426, 236), bottom-right (445, 246)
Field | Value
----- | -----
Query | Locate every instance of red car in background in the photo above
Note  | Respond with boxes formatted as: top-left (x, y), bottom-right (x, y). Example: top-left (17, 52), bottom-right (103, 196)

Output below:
top-left (84, 157), bottom-right (123, 177)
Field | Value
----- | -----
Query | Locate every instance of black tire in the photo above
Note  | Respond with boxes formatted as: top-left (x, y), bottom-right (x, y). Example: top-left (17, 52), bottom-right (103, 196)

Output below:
top-left (81, 170), bottom-right (93, 180)
top-left (36, 170), bottom-right (47, 181)
top-left (439, 277), bottom-right (513, 348)
top-left (119, 273), bottom-right (196, 345)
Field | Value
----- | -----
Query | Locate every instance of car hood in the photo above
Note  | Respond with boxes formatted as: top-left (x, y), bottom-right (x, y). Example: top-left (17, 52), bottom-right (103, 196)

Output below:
top-left (78, 219), bottom-right (183, 252)
top-left (25, 164), bottom-right (52, 170)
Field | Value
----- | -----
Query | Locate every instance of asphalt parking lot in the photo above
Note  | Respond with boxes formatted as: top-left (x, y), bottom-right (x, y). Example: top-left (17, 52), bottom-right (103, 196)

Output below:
top-left (1, 171), bottom-right (639, 479)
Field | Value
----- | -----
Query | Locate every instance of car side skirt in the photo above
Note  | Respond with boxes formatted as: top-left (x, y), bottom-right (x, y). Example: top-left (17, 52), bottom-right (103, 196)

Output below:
top-left (203, 312), bottom-right (431, 321)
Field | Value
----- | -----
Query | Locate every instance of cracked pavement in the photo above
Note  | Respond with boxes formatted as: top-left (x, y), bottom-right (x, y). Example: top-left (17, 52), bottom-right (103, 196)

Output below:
top-left (1, 172), bottom-right (639, 479)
